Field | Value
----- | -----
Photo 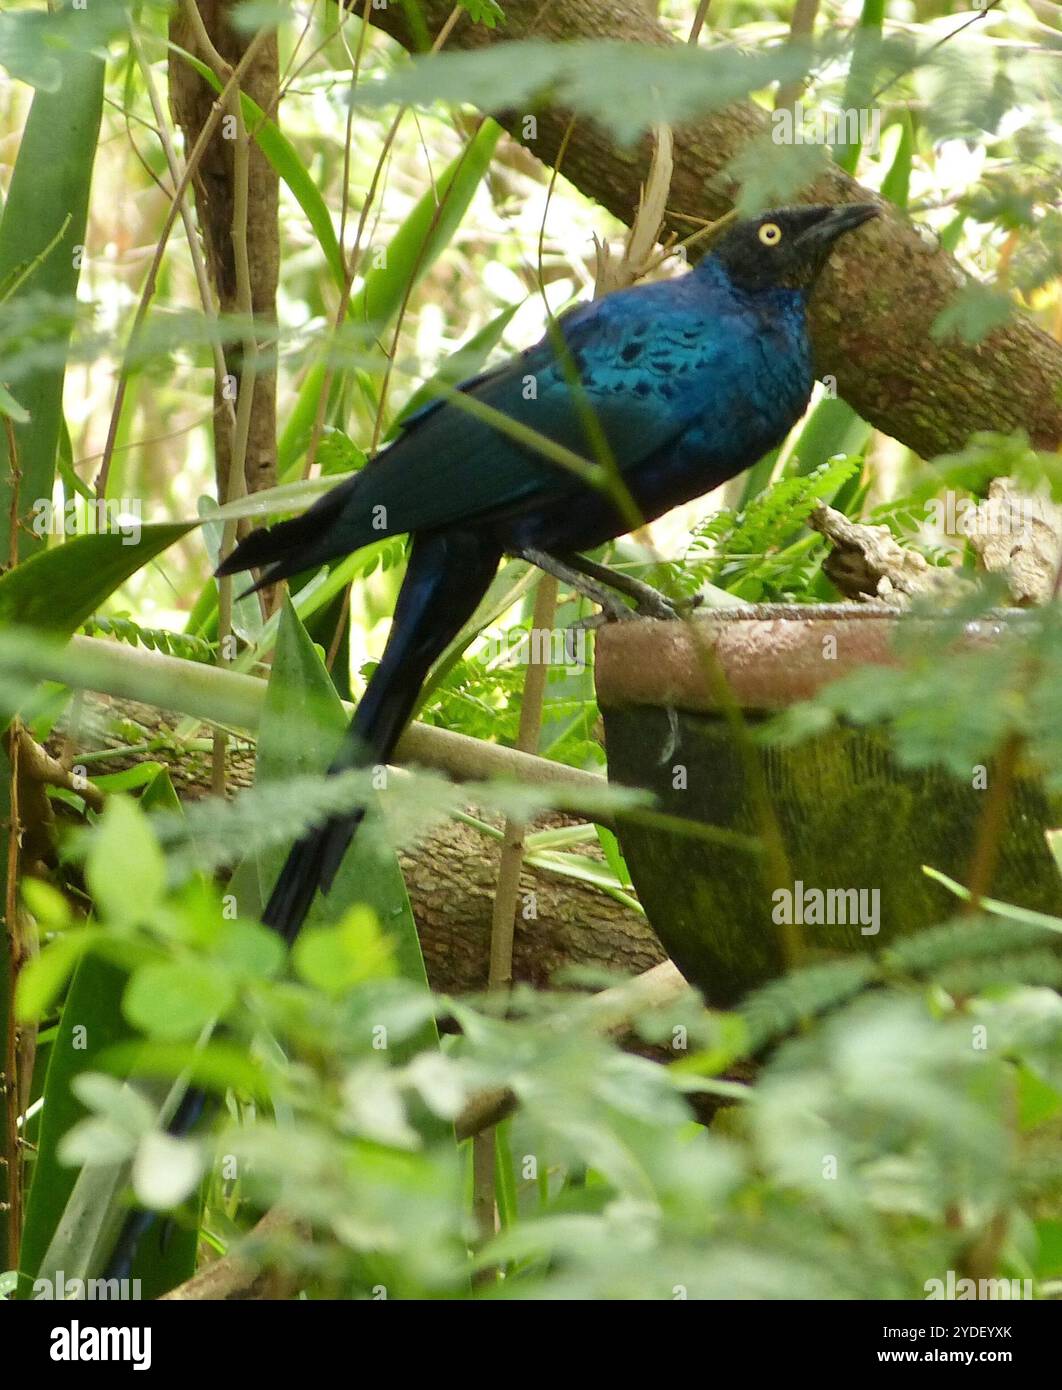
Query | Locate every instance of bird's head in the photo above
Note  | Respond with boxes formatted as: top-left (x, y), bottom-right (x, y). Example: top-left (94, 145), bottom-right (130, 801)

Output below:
top-left (710, 204), bottom-right (879, 294)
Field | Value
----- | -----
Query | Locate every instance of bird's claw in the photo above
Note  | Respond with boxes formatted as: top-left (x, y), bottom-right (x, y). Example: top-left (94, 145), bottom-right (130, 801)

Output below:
top-left (632, 591), bottom-right (682, 622)
top-left (569, 599), bottom-right (640, 632)
top-left (569, 589), bottom-right (702, 631)
top-left (627, 587), bottom-right (705, 622)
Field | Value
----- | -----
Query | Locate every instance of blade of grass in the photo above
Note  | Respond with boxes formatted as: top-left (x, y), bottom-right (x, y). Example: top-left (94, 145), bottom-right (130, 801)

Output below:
top-left (0, 44), bottom-right (105, 562)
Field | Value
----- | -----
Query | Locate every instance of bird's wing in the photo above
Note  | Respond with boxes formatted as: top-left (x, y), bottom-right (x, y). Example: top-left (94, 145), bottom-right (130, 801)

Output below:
top-left (336, 287), bottom-right (726, 546)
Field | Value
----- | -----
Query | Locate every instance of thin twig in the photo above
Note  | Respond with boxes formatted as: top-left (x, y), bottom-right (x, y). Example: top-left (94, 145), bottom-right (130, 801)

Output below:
top-left (3, 722), bottom-right (23, 1269)
top-left (95, 28), bottom-right (273, 495)
top-left (688, 0), bottom-right (712, 46)
top-left (4, 414), bottom-right (21, 569)
top-left (472, 575), bottom-right (558, 1262)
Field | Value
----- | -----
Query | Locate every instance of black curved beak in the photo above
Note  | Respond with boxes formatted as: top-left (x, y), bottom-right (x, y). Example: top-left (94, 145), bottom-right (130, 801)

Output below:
top-left (804, 202), bottom-right (880, 250)
top-left (793, 203), bottom-right (879, 282)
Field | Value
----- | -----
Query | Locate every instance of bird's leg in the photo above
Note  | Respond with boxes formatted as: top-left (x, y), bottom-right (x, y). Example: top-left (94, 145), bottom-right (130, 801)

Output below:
top-left (515, 547), bottom-right (638, 622)
top-left (519, 548), bottom-right (691, 622)
top-left (554, 551), bottom-right (698, 622)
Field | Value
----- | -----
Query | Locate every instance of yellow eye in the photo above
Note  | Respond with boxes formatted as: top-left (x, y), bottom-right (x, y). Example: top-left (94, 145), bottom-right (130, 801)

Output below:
top-left (758, 222), bottom-right (782, 246)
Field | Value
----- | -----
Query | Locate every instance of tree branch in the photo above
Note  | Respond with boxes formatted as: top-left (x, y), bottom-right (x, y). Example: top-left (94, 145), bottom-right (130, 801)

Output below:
top-left (368, 0), bottom-right (1062, 459)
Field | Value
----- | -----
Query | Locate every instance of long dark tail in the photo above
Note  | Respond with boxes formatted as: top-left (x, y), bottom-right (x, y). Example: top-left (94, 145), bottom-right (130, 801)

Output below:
top-left (215, 475), bottom-right (362, 592)
top-left (102, 529), bottom-right (500, 1282)
top-left (262, 526), bottom-right (502, 938)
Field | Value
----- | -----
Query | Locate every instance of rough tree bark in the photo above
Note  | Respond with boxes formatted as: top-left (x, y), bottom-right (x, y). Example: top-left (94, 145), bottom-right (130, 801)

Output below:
top-left (367, 0), bottom-right (1062, 460)
top-left (170, 1), bottom-right (280, 499)
top-left (402, 817), bottom-right (664, 993)
top-left (48, 698), bottom-right (663, 993)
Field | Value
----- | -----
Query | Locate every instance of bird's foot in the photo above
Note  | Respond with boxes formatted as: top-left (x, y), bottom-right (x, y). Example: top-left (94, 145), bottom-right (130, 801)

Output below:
top-left (518, 547), bottom-right (700, 626)
top-left (568, 590), bottom-right (702, 630)
top-left (619, 578), bottom-right (704, 623)
top-left (568, 602), bottom-right (639, 632)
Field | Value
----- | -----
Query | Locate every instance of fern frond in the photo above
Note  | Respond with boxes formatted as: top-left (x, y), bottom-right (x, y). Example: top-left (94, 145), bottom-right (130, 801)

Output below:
top-left (82, 615), bottom-right (216, 663)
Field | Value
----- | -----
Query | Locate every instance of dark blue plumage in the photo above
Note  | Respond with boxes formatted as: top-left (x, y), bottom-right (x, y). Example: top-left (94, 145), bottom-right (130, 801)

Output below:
top-left (230, 244), bottom-right (816, 580)
top-left (219, 202), bottom-right (878, 940)
top-left (103, 201), bottom-right (876, 1281)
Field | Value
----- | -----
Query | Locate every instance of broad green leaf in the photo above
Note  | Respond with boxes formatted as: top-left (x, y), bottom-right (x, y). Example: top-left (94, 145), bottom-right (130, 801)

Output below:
top-left (0, 523), bottom-right (193, 633)
top-left (206, 476), bottom-right (336, 524)
top-left (0, 0), bottom-right (127, 90)
top-left (214, 917), bottom-right (287, 979)
top-left (16, 929), bottom-right (101, 1022)
top-left (71, 1072), bottom-right (156, 1135)
top-left (931, 283), bottom-right (1015, 344)
top-left (293, 906), bottom-right (397, 995)
top-left (0, 380), bottom-right (28, 422)
top-left (123, 960), bottom-right (237, 1041)
top-left (0, 38), bottom-right (105, 561)
top-left (17, 956), bottom-right (195, 1296)
top-left (835, 0), bottom-right (886, 174)
top-left (85, 797), bottom-right (167, 926)
top-left (254, 600), bottom-right (436, 1047)
top-left (279, 121), bottom-right (501, 470)
top-left (180, 49), bottom-right (345, 289)
top-left (96, 1038), bottom-right (270, 1100)
top-left (880, 111), bottom-right (914, 208)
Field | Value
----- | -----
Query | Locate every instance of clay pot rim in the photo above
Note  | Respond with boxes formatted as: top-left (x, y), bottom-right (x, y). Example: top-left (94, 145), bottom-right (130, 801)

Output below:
top-left (594, 603), bottom-right (1027, 713)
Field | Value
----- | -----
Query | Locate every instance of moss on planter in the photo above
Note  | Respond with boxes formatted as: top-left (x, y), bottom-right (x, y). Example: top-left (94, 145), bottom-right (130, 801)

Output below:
top-left (604, 706), bottom-right (1062, 1006)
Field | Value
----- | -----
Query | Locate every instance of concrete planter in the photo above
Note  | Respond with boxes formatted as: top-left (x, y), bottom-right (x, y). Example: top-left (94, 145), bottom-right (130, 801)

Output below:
top-left (595, 605), bottom-right (1062, 1006)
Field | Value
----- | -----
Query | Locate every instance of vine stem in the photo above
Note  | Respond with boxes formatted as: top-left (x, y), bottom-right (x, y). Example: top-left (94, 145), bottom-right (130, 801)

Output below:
top-left (472, 574), bottom-right (559, 1270)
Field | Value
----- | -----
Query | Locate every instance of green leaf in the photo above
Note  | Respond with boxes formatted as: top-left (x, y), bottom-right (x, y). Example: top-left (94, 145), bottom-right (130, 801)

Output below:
top-left (96, 1039), bottom-right (271, 1100)
top-left (254, 601), bottom-right (436, 1049)
top-left (730, 138), bottom-right (827, 216)
top-left (459, 0), bottom-right (506, 27)
top-left (0, 37), bottom-right (105, 561)
top-left (0, 379), bottom-right (28, 422)
top-left (1035, 1220), bottom-right (1062, 1280)
top-left (206, 475), bottom-right (338, 524)
top-left (834, 0), bottom-right (886, 174)
top-left (16, 928), bottom-right (101, 1022)
top-left (18, 956), bottom-right (196, 1297)
top-left (0, 523), bottom-right (194, 633)
top-left (71, 1072), bottom-right (156, 1135)
top-left (85, 797), bottom-right (167, 925)
top-left (123, 960), bottom-right (237, 1041)
top-left (214, 916), bottom-right (287, 980)
top-left (922, 866), bottom-right (1062, 934)
top-left (59, 1118), bottom-right (138, 1167)
top-left (880, 111), bottom-right (914, 209)
top-left (20, 876), bottom-right (71, 928)
top-left (229, 0), bottom-right (292, 32)
top-left (0, 0), bottom-right (126, 90)
top-left (931, 283), bottom-right (1015, 345)
top-left (293, 906), bottom-right (397, 995)
top-left (352, 41), bottom-right (818, 146)
top-left (180, 49), bottom-right (345, 289)
top-left (90, 763), bottom-right (168, 795)
top-left (279, 121), bottom-right (501, 471)
top-left (1016, 1063), bottom-right (1062, 1131)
